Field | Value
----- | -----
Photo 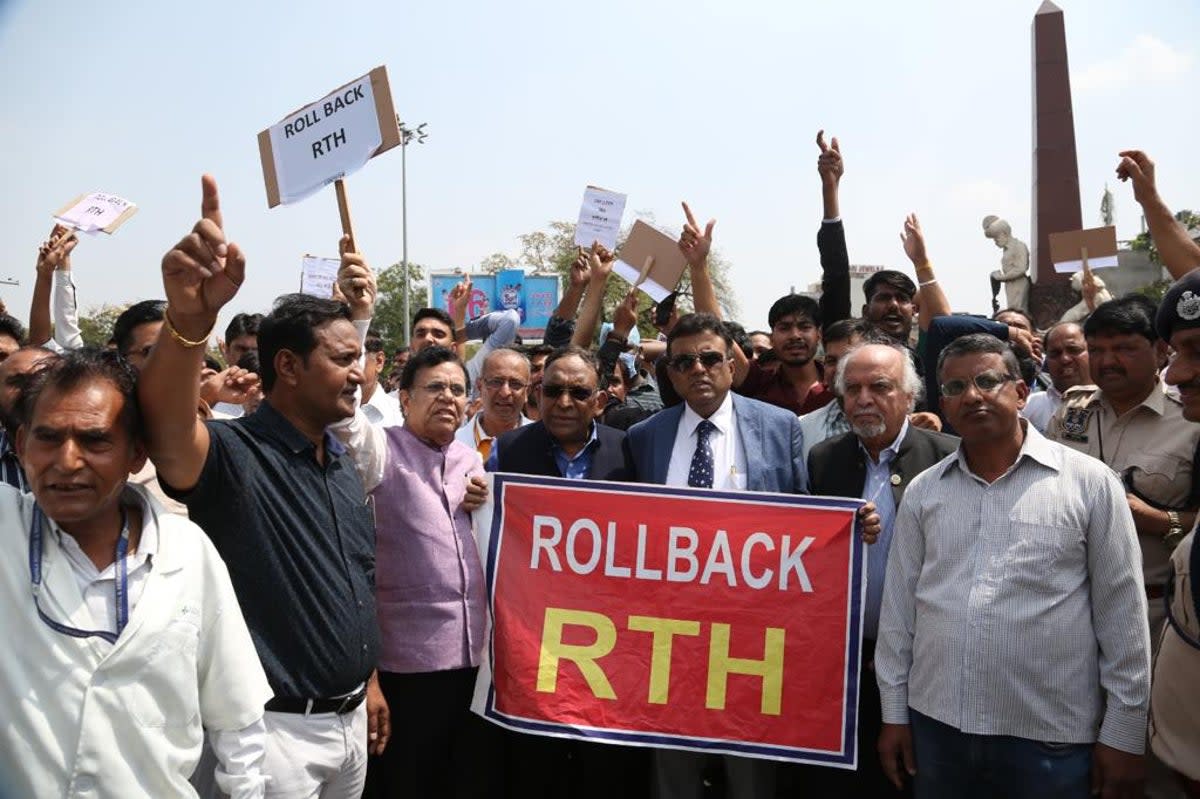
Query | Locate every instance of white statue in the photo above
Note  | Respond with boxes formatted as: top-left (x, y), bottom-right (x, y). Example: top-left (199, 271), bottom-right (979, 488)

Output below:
top-left (983, 215), bottom-right (1031, 314)
top-left (1060, 269), bottom-right (1112, 323)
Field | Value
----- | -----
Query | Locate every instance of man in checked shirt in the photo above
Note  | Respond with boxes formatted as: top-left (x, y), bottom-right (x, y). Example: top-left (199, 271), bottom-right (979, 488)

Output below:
top-left (875, 334), bottom-right (1151, 799)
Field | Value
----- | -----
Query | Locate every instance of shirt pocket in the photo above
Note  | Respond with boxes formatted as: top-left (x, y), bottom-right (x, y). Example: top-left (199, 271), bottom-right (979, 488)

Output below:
top-left (1004, 521), bottom-right (1085, 595)
top-left (1127, 452), bottom-right (1192, 508)
top-left (128, 618), bottom-right (201, 728)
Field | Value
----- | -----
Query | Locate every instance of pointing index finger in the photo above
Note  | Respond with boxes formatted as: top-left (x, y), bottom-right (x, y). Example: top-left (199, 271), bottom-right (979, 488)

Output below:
top-left (682, 201), bottom-right (699, 232)
top-left (201, 174), bottom-right (223, 231)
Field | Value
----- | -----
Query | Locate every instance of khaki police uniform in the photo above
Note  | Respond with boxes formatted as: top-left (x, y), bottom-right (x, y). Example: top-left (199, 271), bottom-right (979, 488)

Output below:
top-left (1047, 380), bottom-right (1200, 638)
top-left (1149, 528), bottom-right (1200, 783)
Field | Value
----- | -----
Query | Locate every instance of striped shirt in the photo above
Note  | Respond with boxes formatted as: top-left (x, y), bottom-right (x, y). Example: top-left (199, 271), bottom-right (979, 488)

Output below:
top-left (875, 423), bottom-right (1152, 753)
top-left (0, 431), bottom-right (27, 492)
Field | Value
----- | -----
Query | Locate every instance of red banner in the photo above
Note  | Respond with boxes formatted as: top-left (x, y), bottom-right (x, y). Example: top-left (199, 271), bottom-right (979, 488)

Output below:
top-left (473, 474), bottom-right (866, 767)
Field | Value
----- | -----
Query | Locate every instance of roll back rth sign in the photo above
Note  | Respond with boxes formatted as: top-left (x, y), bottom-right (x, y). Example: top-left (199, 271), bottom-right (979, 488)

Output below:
top-left (471, 475), bottom-right (867, 768)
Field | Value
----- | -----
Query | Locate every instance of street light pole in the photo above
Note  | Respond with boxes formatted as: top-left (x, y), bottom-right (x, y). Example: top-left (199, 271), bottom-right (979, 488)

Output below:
top-left (398, 120), bottom-right (428, 347)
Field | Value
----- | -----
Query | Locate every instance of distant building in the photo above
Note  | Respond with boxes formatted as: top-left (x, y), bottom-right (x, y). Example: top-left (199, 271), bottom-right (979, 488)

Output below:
top-left (805, 264), bottom-right (887, 316)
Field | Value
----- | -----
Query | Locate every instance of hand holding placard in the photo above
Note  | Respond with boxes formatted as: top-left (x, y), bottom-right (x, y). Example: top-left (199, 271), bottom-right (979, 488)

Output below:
top-left (337, 234), bottom-right (376, 320)
top-left (161, 175), bottom-right (245, 329)
top-left (36, 225), bottom-right (78, 277)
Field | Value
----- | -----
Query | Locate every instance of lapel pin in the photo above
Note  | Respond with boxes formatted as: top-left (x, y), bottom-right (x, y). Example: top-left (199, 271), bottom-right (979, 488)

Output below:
top-left (890, 474), bottom-right (902, 486)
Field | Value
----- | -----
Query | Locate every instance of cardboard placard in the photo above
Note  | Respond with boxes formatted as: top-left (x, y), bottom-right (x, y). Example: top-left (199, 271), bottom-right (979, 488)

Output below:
top-left (1049, 226), bottom-right (1119, 273)
top-left (613, 220), bottom-right (688, 302)
top-left (574, 186), bottom-right (626, 252)
top-left (53, 192), bottom-right (138, 235)
top-left (258, 66), bottom-right (401, 208)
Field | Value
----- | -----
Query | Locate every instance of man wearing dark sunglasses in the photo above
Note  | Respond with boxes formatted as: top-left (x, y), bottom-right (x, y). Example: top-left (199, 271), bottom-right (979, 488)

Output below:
top-left (487, 345), bottom-right (641, 797)
top-left (625, 311), bottom-right (812, 798)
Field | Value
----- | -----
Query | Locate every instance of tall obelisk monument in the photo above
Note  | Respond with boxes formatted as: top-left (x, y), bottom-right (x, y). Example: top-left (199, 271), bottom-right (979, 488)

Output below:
top-left (1030, 0), bottom-right (1082, 325)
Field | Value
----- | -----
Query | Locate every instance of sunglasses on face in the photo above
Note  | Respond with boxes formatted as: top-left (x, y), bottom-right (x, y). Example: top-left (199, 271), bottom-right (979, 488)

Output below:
top-left (940, 371), bottom-right (1015, 398)
top-left (541, 384), bottom-right (595, 402)
top-left (668, 351), bottom-right (729, 373)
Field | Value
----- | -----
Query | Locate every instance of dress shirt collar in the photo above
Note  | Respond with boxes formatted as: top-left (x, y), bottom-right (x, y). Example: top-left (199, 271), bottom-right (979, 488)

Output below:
top-left (681, 391), bottom-right (735, 439)
top-left (53, 484), bottom-right (161, 578)
top-left (471, 412), bottom-right (529, 443)
top-left (859, 419), bottom-right (909, 465)
top-left (945, 419), bottom-right (1060, 481)
top-left (551, 421), bottom-right (600, 461)
top-left (1092, 378), bottom-right (1167, 418)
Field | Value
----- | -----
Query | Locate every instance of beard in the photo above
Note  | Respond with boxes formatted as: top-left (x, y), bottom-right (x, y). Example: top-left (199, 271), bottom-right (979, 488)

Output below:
top-left (850, 416), bottom-right (887, 440)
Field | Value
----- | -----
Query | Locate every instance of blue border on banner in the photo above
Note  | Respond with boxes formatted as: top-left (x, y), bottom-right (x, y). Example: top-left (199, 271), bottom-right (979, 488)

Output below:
top-left (482, 473), bottom-right (866, 767)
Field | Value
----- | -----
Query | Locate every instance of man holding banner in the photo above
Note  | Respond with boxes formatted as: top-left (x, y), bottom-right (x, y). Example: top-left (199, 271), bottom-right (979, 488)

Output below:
top-left (626, 312), bottom-right (878, 798)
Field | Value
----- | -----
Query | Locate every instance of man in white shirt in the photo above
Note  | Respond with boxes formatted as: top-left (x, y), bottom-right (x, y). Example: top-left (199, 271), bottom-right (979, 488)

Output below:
top-left (0, 347), bottom-right (271, 798)
top-left (361, 327), bottom-right (404, 427)
top-left (1022, 321), bottom-right (1090, 433)
top-left (454, 347), bottom-right (531, 460)
top-left (876, 333), bottom-right (1151, 799)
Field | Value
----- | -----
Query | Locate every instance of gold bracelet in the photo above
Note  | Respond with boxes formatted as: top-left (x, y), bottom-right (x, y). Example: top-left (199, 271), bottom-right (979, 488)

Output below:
top-left (163, 308), bottom-right (214, 349)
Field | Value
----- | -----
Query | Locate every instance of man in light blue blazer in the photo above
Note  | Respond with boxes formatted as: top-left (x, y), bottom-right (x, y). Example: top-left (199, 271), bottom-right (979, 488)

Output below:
top-left (625, 312), bottom-right (807, 799)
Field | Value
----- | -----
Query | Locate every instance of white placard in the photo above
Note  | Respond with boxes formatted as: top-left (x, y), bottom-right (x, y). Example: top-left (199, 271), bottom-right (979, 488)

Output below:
top-left (613, 260), bottom-right (673, 302)
top-left (574, 186), bottom-right (626, 251)
top-left (300, 256), bottom-right (341, 298)
top-left (266, 75), bottom-right (383, 205)
top-left (54, 192), bottom-right (136, 235)
top-left (1053, 255), bottom-right (1119, 273)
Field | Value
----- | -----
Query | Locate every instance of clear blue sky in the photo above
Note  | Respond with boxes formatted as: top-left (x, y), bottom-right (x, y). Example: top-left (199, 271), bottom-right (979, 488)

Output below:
top-left (0, 0), bottom-right (1196, 336)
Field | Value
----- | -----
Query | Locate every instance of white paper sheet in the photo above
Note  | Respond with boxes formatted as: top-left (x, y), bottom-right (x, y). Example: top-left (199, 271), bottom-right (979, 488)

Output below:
top-left (300, 256), bottom-right (341, 298)
top-left (54, 192), bottom-right (135, 234)
top-left (613, 259), bottom-right (673, 302)
top-left (267, 74), bottom-right (383, 205)
top-left (574, 186), bottom-right (626, 251)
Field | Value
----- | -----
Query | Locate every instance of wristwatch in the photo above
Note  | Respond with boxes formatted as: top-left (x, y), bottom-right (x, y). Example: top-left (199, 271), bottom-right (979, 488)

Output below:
top-left (1165, 510), bottom-right (1186, 549)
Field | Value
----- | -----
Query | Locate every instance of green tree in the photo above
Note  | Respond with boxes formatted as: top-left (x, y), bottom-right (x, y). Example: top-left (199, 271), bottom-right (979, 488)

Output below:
top-left (374, 261), bottom-right (429, 353)
top-left (78, 303), bottom-right (127, 347)
top-left (1129, 209), bottom-right (1200, 265)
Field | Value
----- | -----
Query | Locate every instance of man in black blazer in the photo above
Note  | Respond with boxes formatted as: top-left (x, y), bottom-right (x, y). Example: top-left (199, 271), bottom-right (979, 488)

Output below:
top-left (487, 345), bottom-right (645, 798)
top-left (804, 342), bottom-right (958, 797)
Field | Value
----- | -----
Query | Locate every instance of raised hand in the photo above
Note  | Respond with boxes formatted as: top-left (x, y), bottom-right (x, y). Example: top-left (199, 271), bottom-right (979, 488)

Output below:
top-left (161, 175), bottom-right (245, 325)
top-left (613, 288), bottom-right (639, 337)
top-left (448, 275), bottom-right (473, 325)
top-left (588, 242), bottom-right (616, 282)
top-left (337, 234), bottom-right (376, 320)
top-left (200, 366), bottom-right (261, 407)
top-left (678, 202), bottom-right (715, 269)
top-left (1116, 150), bottom-right (1157, 205)
top-left (36, 224), bottom-right (78, 277)
top-left (569, 247), bottom-right (591, 287)
top-left (900, 213), bottom-right (928, 267)
top-left (816, 130), bottom-right (844, 187)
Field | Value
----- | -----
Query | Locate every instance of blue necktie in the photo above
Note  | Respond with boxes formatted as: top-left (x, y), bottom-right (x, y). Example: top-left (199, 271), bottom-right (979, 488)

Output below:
top-left (688, 420), bottom-right (717, 489)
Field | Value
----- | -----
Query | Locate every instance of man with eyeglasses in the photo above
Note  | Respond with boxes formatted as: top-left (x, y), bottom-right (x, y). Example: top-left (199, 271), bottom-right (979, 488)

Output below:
top-left (876, 333), bottom-right (1151, 799)
top-left (332, 343), bottom-right (490, 797)
top-left (0, 347), bottom-right (271, 798)
top-left (455, 347), bottom-right (531, 460)
top-left (486, 344), bottom-right (639, 798)
top-left (626, 311), bottom-right (812, 799)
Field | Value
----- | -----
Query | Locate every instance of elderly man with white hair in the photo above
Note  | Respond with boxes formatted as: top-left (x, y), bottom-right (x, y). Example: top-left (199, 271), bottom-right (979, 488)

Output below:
top-left (800, 340), bottom-right (958, 796)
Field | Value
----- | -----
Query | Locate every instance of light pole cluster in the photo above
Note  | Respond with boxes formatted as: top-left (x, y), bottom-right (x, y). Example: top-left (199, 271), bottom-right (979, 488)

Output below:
top-left (398, 120), bottom-right (428, 346)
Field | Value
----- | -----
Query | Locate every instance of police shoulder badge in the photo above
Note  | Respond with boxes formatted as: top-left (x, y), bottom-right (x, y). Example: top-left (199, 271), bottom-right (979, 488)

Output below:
top-left (1061, 406), bottom-right (1092, 443)
top-left (1177, 290), bottom-right (1200, 321)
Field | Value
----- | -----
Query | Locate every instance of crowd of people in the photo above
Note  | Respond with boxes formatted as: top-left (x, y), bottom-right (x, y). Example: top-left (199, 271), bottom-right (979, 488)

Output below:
top-left (0, 135), bottom-right (1196, 799)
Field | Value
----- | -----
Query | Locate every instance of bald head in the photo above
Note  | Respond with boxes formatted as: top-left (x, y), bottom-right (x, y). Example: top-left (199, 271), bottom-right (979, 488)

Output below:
top-left (479, 348), bottom-right (531, 431)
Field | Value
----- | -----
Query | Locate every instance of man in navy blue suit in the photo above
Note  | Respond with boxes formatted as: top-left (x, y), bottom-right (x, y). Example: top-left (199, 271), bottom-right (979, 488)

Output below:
top-left (626, 312), bottom-right (878, 799)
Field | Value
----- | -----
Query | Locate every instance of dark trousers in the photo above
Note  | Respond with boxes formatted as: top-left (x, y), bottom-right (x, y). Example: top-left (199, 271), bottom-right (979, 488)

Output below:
top-left (909, 708), bottom-right (1092, 799)
top-left (366, 667), bottom-right (504, 799)
top-left (500, 725), bottom-right (651, 798)
top-left (778, 639), bottom-right (906, 798)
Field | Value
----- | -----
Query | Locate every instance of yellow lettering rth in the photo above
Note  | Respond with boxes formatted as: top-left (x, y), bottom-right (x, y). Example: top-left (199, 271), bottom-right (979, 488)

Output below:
top-left (705, 623), bottom-right (785, 716)
top-left (627, 616), bottom-right (701, 704)
top-left (536, 608), bottom-right (617, 699)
